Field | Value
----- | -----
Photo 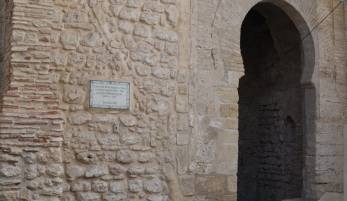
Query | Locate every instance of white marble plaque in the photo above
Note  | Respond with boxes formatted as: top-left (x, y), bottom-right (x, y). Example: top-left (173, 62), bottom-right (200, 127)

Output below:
top-left (89, 80), bottom-right (130, 109)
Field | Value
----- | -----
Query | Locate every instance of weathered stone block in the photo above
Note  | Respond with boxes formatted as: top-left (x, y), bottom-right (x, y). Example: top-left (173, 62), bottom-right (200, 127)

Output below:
top-left (153, 30), bottom-right (178, 42)
top-left (177, 146), bottom-right (188, 175)
top-left (196, 176), bottom-right (226, 193)
top-left (92, 181), bottom-right (108, 192)
top-left (68, 112), bottom-right (92, 125)
top-left (0, 165), bottom-right (21, 177)
top-left (72, 181), bottom-right (91, 192)
top-left (140, 13), bottom-right (160, 25)
top-left (66, 165), bottom-right (85, 179)
top-left (136, 65), bottom-right (151, 76)
top-left (143, 178), bottom-right (162, 193)
top-left (129, 180), bottom-right (142, 192)
top-left (119, 115), bottom-right (137, 126)
top-left (137, 152), bottom-right (155, 163)
top-left (179, 175), bottom-right (195, 196)
top-left (153, 67), bottom-right (170, 80)
top-left (75, 192), bottom-right (100, 201)
top-left (134, 24), bottom-right (149, 38)
top-left (85, 164), bottom-right (109, 178)
top-left (61, 31), bottom-right (79, 46)
top-left (116, 150), bottom-right (135, 163)
top-left (110, 181), bottom-right (127, 193)
top-left (119, 9), bottom-right (140, 21)
top-left (63, 86), bottom-right (86, 104)
top-left (64, 12), bottom-right (86, 23)
top-left (218, 195), bottom-right (237, 201)
top-left (176, 95), bottom-right (188, 113)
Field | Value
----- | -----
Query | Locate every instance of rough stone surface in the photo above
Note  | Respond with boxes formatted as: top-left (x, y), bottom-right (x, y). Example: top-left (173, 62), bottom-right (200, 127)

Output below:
top-left (0, 1), bottom-right (343, 201)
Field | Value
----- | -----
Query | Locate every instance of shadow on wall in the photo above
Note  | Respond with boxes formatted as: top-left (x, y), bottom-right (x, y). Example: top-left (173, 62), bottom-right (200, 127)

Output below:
top-left (237, 2), bottom-right (316, 201)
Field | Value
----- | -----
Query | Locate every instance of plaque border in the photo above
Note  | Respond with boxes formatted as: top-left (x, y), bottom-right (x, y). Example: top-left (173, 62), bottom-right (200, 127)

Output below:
top-left (89, 80), bottom-right (130, 110)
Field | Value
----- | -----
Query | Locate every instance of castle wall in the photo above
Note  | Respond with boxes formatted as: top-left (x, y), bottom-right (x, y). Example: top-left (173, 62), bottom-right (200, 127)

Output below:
top-left (0, 0), bottom-right (344, 200)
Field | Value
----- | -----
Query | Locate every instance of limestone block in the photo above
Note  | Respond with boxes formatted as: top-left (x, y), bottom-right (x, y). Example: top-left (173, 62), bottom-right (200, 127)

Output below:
top-left (177, 113), bottom-right (188, 131)
top-left (80, 32), bottom-right (103, 47)
top-left (143, 178), bottom-right (162, 193)
top-left (0, 191), bottom-right (18, 201)
top-left (176, 95), bottom-right (188, 113)
top-left (109, 164), bottom-right (127, 175)
top-left (178, 84), bottom-right (188, 95)
top-left (134, 24), bottom-right (149, 38)
top-left (119, 9), bottom-right (140, 21)
top-left (85, 164), bottom-right (109, 178)
top-left (68, 112), bottom-right (92, 125)
top-left (138, 152), bottom-right (155, 163)
top-left (165, 43), bottom-right (178, 55)
top-left (110, 181), bottom-right (127, 193)
top-left (220, 104), bottom-right (230, 118)
top-left (140, 13), bottom-right (160, 25)
top-left (99, 153), bottom-right (116, 161)
top-left (33, 19), bottom-right (52, 27)
top-left (76, 152), bottom-right (98, 164)
top-left (103, 194), bottom-right (127, 201)
top-left (0, 165), bottom-right (21, 177)
top-left (143, 2), bottom-right (164, 13)
top-left (119, 21), bottom-right (134, 34)
top-left (162, 82), bottom-right (175, 97)
top-left (144, 78), bottom-right (162, 93)
top-left (52, 9), bottom-right (62, 22)
top-left (92, 181), bottom-right (108, 192)
top-left (51, 52), bottom-right (67, 66)
top-left (129, 180), bottom-right (142, 192)
top-left (25, 165), bottom-right (38, 180)
top-left (148, 195), bottom-right (163, 201)
top-left (96, 134), bottom-right (120, 145)
top-left (116, 150), bottom-right (135, 163)
top-left (126, 0), bottom-right (143, 8)
top-left (227, 176), bottom-right (237, 194)
top-left (72, 181), bottom-right (91, 192)
top-left (120, 132), bottom-right (141, 145)
top-left (161, 0), bottom-right (176, 4)
top-left (177, 70), bottom-right (188, 83)
top-left (165, 5), bottom-right (178, 27)
top-left (218, 195), bottom-right (237, 201)
top-left (177, 146), bottom-right (188, 175)
top-left (22, 152), bottom-right (36, 164)
top-left (75, 192), bottom-right (100, 201)
top-left (196, 176), bottom-right (226, 193)
top-left (68, 53), bottom-right (85, 66)
top-left (109, 0), bottom-right (126, 5)
top-left (63, 86), bottom-right (86, 104)
top-left (177, 132), bottom-right (189, 145)
top-left (119, 115), bottom-right (137, 126)
top-left (41, 187), bottom-right (63, 196)
top-left (66, 165), bottom-right (85, 179)
top-left (318, 192), bottom-right (343, 201)
top-left (153, 67), bottom-right (170, 80)
top-left (61, 31), bottom-right (79, 46)
top-left (128, 166), bottom-right (145, 177)
top-left (144, 55), bottom-right (158, 66)
top-left (152, 97), bottom-right (169, 115)
top-left (138, 42), bottom-right (153, 53)
top-left (64, 12), bottom-right (86, 23)
top-left (46, 164), bottom-right (64, 177)
top-left (216, 88), bottom-right (238, 103)
top-left (136, 65), bottom-right (151, 76)
top-left (179, 175), bottom-right (195, 196)
top-left (153, 30), bottom-right (179, 42)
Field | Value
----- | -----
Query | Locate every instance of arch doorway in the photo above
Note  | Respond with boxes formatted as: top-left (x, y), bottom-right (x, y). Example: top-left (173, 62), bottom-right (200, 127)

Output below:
top-left (237, 3), bottom-right (313, 201)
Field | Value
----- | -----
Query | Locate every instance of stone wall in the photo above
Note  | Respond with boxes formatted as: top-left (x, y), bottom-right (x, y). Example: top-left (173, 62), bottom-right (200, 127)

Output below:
top-left (0, 0), bottom-right (345, 201)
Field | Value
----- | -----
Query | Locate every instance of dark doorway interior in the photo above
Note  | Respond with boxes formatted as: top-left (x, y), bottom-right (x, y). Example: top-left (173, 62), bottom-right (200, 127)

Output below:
top-left (237, 3), bottom-right (303, 201)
